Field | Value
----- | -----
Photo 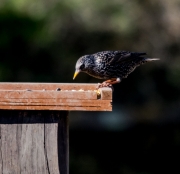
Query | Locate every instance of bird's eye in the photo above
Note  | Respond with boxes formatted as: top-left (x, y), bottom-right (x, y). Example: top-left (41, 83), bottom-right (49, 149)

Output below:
top-left (80, 64), bottom-right (85, 70)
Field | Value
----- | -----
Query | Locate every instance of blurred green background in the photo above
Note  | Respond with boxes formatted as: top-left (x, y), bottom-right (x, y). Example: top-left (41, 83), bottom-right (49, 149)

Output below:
top-left (0, 0), bottom-right (180, 173)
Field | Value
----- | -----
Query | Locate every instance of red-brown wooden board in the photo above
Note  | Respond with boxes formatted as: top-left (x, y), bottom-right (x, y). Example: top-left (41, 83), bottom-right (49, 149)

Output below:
top-left (0, 83), bottom-right (112, 111)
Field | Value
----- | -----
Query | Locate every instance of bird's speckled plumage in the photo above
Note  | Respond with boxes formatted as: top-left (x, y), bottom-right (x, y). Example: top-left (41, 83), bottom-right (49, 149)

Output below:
top-left (73, 50), bottom-right (159, 83)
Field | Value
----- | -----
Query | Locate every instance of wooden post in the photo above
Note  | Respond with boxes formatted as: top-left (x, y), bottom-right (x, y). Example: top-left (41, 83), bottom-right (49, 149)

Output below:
top-left (0, 110), bottom-right (68, 174)
top-left (0, 83), bottom-right (112, 174)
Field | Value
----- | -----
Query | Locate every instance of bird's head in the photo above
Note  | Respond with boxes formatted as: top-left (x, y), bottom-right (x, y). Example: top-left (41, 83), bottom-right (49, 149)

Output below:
top-left (73, 55), bottom-right (93, 80)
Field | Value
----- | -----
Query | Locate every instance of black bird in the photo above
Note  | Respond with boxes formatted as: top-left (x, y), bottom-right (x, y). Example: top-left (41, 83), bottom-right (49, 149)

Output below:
top-left (73, 51), bottom-right (159, 87)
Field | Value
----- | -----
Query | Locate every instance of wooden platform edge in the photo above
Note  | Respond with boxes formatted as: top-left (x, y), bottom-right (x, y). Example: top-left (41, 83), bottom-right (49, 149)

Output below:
top-left (0, 83), bottom-right (112, 111)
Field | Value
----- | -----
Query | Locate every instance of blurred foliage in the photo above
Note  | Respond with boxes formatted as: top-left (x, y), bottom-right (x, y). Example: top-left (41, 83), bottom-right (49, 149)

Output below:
top-left (0, 0), bottom-right (180, 173)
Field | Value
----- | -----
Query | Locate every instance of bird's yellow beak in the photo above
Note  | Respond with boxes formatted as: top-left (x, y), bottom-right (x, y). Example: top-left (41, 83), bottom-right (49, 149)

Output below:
top-left (73, 70), bottom-right (79, 80)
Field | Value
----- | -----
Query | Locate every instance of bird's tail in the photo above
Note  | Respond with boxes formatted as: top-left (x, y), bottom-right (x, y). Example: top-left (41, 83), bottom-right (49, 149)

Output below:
top-left (145, 58), bottom-right (160, 61)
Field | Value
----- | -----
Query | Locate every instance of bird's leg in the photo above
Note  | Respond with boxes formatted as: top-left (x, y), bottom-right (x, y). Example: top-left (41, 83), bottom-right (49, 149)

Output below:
top-left (97, 78), bottom-right (121, 88)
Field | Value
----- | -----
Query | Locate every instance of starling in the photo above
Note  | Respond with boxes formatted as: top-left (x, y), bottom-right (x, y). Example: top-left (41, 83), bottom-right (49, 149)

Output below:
top-left (73, 51), bottom-right (159, 87)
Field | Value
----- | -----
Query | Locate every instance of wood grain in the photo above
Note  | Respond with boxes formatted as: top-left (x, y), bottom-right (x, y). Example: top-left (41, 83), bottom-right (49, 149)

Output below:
top-left (0, 83), bottom-right (112, 111)
top-left (0, 110), bottom-right (69, 174)
top-left (0, 90), bottom-right (97, 100)
top-left (0, 83), bottom-right (97, 90)
top-left (99, 87), bottom-right (112, 100)
top-left (0, 83), bottom-right (112, 174)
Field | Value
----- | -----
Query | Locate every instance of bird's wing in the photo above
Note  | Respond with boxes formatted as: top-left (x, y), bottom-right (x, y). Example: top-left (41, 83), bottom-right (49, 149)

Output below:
top-left (107, 51), bottom-right (147, 65)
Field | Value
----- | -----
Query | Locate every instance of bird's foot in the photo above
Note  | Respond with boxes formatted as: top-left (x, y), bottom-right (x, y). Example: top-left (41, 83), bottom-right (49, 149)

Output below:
top-left (97, 82), bottom-right (112, 88)
top-left (97, 82), bottom-right (114, 91)
top-left (96, 78), bottom-right (120, 90)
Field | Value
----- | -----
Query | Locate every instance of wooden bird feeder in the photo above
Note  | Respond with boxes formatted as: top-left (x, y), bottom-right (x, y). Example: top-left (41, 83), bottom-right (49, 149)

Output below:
top-left (0, 83), bottom-right (112, 174)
